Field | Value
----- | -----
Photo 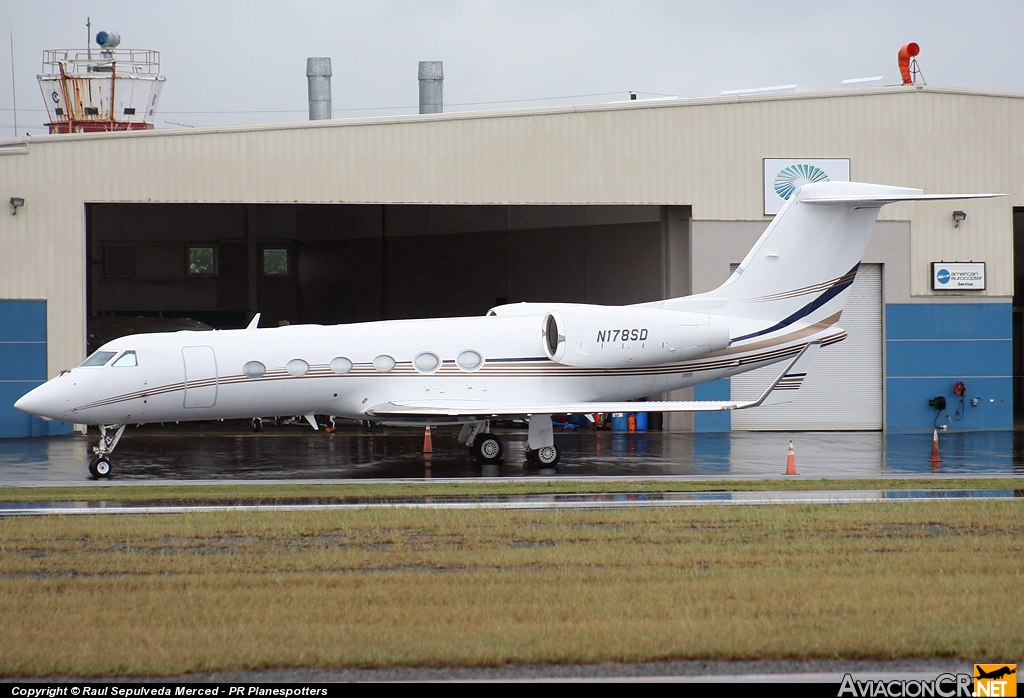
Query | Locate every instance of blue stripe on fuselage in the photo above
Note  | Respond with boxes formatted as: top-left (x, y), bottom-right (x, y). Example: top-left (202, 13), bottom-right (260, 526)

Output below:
top-left (730, 263), bottom-right (860, 343)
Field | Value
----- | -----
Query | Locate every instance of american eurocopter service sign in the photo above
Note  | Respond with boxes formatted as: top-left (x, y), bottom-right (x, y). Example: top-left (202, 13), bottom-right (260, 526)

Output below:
top-left (932, 262), bottom-right (986, 290)
top-left (764, 158), bottom-right (851, 215)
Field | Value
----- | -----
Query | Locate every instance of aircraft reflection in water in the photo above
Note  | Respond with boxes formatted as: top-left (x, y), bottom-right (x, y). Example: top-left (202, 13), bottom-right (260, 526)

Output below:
top-left (15, 182), bottom-right (998, 477)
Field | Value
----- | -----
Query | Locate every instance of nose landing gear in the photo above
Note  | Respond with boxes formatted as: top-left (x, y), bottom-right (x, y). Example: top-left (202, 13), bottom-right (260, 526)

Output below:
top-left (89, 424), bottom-right (125, 479)
top-left (88, 457), bottom-right (111, 478)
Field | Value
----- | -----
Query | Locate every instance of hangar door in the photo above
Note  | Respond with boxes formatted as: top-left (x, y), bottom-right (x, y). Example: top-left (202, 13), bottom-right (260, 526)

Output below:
top-left (730, 264), bottom-right (882, 430)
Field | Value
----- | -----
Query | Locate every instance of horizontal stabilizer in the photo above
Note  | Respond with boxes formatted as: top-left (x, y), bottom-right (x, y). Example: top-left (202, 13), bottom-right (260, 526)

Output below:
top-left (368, 342), bottom-right (820, 418)
top-left (802, 193), bottom-right (1002, 206)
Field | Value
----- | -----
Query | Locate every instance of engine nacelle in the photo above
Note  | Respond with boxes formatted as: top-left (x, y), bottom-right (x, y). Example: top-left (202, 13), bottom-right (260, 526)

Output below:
top-left (542, 305), bottom-right (730, 368)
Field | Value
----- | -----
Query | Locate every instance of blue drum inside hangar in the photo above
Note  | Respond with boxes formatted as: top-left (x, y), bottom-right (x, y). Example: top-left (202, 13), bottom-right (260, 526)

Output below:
top-left (0, 300), bottom-right (72, 438)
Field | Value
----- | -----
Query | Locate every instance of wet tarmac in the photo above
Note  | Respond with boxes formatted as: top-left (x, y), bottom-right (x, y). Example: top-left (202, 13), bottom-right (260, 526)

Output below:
top-left (1, 487), bottom-right (1018, 516)
top-left (2, 423), bottom-right (1024, 484)
top-left (4, 659), bottom-right (978, 683)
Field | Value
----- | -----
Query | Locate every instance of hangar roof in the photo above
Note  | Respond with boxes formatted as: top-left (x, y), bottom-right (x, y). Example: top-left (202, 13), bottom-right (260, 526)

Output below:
top-left (2, 85), bottom-right (1022, 147)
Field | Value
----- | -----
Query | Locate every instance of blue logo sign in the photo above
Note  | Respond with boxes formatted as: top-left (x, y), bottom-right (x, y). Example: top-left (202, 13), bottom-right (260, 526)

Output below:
top-left (936, 268), bottom-right (951, 285)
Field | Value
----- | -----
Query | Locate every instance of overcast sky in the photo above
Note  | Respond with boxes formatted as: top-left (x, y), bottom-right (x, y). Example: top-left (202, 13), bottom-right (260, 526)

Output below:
top-left (2, 0), bottom-right (1022, 135)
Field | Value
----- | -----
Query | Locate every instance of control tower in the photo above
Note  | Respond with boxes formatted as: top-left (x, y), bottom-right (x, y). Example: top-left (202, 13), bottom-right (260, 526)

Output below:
top-left (37, 31), bottom-right (165, 134)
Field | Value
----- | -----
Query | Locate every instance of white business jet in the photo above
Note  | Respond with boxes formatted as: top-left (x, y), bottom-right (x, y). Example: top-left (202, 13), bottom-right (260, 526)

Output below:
top-left (15, 182), bottom-right (997, 477)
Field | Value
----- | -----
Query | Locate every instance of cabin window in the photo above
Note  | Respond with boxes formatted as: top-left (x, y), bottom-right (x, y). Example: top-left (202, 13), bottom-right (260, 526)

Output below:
top-left (286, 359), bottom-right (309, 376)
top-left (188, 247), bottom-right (216, 275)
top-left (456, 350), bottom-right (483, 371)
top-left (330, 357), bottom-right (352, 374)
top-left (80, 350), bottom-right (117, 367)
top-left (242, 361), bottom-right (266, 379)
top-left (112, 351), bottom-right (138, 367)
top-left (414, 352), bottom-right (440, 373)
top-left (263, 249), bottom-right (289, 275)
top-left (373, 355), bottom-right (396, 373)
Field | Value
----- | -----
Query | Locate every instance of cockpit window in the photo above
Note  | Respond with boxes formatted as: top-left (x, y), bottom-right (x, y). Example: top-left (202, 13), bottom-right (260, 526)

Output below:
top-left (112, 351), bottom-right (138, 367)
top-left (80, 351), bottom-right (117, 367)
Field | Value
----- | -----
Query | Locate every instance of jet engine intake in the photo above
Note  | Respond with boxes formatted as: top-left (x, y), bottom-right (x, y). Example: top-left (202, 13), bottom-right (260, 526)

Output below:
top-left (542, 305), bottom-right (730, 368)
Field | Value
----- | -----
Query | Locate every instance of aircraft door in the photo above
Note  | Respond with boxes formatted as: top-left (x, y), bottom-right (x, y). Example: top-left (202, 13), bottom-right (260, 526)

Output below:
top-left (182, 346), bottom-right (218, 408)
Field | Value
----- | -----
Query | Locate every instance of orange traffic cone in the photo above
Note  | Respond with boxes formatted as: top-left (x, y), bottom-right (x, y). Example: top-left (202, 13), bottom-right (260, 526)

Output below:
top-left (423, 425), bottom-right (433, 454)
top-left (786, 440), bottom-right (797, 475)
top-left (929, 429), bottom-right (942, 465)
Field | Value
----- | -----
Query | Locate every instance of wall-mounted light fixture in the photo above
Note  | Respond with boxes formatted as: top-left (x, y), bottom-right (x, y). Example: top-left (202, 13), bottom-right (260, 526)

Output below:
top-left (9, 197), bottom-right (25, 216)
top-left (952, 210), bottom-right (966, 228)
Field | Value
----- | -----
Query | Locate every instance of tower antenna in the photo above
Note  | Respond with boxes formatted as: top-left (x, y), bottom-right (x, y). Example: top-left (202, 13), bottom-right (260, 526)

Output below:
top-left (9, 23), bottom-right (16, 137)
top-left (86, 17), bottom-right (91, 60)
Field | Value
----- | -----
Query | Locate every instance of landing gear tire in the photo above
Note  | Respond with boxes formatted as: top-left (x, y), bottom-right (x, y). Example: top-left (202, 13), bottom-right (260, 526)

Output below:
top-left (527, 444), bottom-right (561, 467)
top-left (89, 457), bottom-right (111, 479)
top-left (475, 434), bottom-right (503, 463)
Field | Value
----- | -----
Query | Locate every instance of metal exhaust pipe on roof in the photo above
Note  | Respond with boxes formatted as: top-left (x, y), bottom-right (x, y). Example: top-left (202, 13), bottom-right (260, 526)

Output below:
top-left (418, 61), bottom-right (443, 114)
top-left (306, 57), bottom-right (332, 120)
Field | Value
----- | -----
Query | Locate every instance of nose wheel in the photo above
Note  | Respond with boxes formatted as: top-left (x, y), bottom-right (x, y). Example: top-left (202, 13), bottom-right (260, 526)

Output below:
top-left (89, 457), bottom-right (111, 478)
top-left (88, 424), bottom-right (126, 479)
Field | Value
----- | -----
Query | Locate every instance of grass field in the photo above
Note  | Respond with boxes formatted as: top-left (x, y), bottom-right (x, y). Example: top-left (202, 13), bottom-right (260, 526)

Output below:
top-left (1, 477), bottom-right (1022, 503)
top-left (2, 500), bottom-right (1022, 677)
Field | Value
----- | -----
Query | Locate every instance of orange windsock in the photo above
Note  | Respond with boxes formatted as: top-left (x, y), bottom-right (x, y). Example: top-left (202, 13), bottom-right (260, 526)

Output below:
top-left (898, 43), bottom-right (920, 84)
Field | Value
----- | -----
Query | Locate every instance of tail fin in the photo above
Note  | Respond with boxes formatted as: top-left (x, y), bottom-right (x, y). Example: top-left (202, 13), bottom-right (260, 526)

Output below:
top-left (675, 182), bottom-right (999, 332)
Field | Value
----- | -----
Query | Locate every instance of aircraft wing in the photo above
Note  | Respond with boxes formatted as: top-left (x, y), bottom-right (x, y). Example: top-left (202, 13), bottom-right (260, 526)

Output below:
top-left (367, 341), bottom-right (821, 418)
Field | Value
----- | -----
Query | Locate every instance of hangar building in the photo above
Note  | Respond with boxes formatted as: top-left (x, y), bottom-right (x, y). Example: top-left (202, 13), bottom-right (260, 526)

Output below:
top-left (1, 85), bottom-right (1022, 437)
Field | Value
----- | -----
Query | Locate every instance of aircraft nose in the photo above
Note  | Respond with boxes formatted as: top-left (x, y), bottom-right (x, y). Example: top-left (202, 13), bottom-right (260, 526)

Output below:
top-left (14, 382), bottom-right (66, 420)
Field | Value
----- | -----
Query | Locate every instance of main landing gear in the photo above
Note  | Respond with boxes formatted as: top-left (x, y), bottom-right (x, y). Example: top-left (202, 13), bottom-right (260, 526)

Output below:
top-left (459, 422), bottom-right (504, 463)
top-left (525, 444), bottom-right (561, 467)
top-left (89, 424), bottom-right (126, 479)
top-left (523, 414), bottom-right (560, 469)
top-left (457, 417), bottom-right (562, 468)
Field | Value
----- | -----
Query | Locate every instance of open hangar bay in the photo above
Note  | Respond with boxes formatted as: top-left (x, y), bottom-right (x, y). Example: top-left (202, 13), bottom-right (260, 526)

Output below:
top-left (2, 85), bottom-right (1024, 442)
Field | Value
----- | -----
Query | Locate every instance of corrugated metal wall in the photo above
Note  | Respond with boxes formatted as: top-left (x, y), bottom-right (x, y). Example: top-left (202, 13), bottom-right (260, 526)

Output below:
top-left (1, 87), bottom-right (1022, 378)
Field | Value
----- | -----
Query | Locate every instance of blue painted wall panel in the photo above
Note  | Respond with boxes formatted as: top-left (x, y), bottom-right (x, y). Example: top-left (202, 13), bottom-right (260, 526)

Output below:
top-left (0, 343), bottom-right (49, 381)
top-left (0, 382), bottom-right (36, 438)
top-left (884, 303), bottom-right (1012, 432)
top-left (886, 339), bottom-right (1011, 378)
top-left (695, 378), bottom-right (731, 432)
top-left (886, 303), bottom-right (1010, 339)
top-left (0, 300), bottom-right (70, 438)
top-left (0, 300), bottom-right (47, 342)
top-left (887, 377), bottom-right (1012, 431)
